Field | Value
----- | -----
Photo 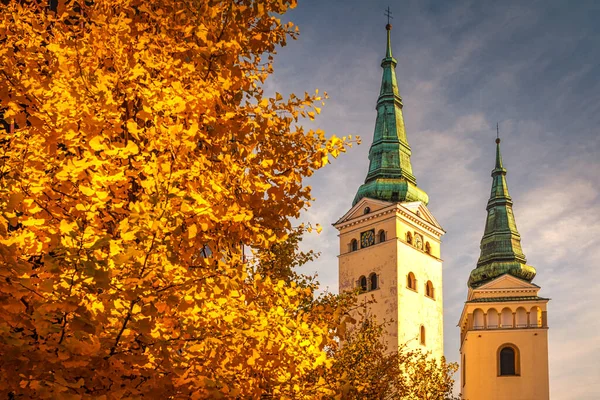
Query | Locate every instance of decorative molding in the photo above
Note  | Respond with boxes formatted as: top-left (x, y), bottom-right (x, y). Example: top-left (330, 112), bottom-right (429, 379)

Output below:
top-left (334, 203), bottom-right (444, 237)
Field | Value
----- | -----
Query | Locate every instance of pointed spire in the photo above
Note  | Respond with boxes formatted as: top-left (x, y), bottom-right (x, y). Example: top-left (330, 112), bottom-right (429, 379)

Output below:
top-left (495, 123), bottom-right (503, 169)
top-left (385, 23), bottom-right (393, 58)
top-left (495, 138), bottom-right (504, 169)
top-left (468, 135), bottom-right (536, 287)
top-left (490, 137), bottom-right (510, 201)
top-left (353, 22), bottom-right (428, 206)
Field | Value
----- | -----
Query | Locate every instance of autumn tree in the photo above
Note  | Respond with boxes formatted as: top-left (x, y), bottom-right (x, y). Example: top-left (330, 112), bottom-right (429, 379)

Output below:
top-left (0, 0), bottom-right (352, 398)
top-left (327, 320), bottom-right (459, 400)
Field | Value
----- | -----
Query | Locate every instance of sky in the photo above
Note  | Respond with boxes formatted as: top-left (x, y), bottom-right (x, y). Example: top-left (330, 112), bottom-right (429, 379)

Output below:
top-left (265, 0), bottom-right (600, 398)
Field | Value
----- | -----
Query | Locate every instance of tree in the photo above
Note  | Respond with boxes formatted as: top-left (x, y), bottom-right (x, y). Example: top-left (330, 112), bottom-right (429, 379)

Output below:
top-left (0, 1), bottom-right (457, 398)
top-left (0, 0), bottom-right (352, 398)
top-left (327, 320), bottom-right (459, 400)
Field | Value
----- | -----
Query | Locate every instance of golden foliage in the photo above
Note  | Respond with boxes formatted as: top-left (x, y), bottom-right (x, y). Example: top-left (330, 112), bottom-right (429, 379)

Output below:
top-left (0, 0), bottom-right (351, 397)
top-left (0, 1), bottom-right (455, 398)
top-left (327, 320), bottom-right (459, 400)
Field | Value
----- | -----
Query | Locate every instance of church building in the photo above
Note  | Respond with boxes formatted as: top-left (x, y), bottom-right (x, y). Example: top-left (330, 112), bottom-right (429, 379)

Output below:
top-left (333, 23), bottom-right (444, 358)
top-left (334, 22), bottom-right (550, 399)
top-left (458, 137), bottom-right (550, 399)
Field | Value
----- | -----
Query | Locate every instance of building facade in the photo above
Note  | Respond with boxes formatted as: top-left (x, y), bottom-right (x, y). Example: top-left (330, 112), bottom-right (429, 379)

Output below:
top-left (333, 24), bottom-right (444, 358)
top-left (458, 138), bottom-right (550, 399)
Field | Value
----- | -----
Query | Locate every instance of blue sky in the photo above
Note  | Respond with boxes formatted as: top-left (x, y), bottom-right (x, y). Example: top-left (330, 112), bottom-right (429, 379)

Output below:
top-left (266, 0), bottom-right (600, 398)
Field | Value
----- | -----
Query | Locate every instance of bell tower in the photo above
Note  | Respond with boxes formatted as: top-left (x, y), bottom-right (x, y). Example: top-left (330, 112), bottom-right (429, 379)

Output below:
top-left (458, 137), bottom-right (550, 399)
top-left (334, 23), bottom-right (444, 358)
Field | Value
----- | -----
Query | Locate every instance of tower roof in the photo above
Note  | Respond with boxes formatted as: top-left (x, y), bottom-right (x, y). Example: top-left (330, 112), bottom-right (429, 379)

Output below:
top-left (353, 24), bottom-right (428, 206)
top-left (468, 137), bottom-right (536, 288)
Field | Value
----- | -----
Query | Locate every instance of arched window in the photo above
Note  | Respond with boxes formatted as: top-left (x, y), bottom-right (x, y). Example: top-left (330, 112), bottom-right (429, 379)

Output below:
top-left (407, 272), bottom-right (416, 290)
top-left (406, 232), bottom-right (413, 245)
top-left (358, 276), bottom-right (367, 292)
top-left (369, 273), bottom-right (378, 290)
top-left (350, 239), bottom-right (358, 252)
top-left (378, 230), bottom-right (386, 243)
top-left (530, 306), bottom-right (543, 327)
top-left (425, 280), bottom-right (434, 299)
top-left (501, 307), bottom-right (513, 328)
top-left (498, 344), bottom-right (519, 376)
top-left (420, 325), bottom-right (426, 345)
top-left (516, 307), bottom-right (527, 328)
top-left (487, 308), bottom-right (499, 329)
top-left (425, 242), bottom-right (431, 254)
top-left (364, 206), bottom-right (371, 214)
top-left (473, 308), bottom-right (484, 329)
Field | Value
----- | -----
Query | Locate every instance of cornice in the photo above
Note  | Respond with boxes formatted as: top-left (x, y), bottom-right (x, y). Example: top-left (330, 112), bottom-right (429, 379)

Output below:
top-left (334, 203), bottom-right (444, 237)
top-left (333, 206), bottom-right (396, 230)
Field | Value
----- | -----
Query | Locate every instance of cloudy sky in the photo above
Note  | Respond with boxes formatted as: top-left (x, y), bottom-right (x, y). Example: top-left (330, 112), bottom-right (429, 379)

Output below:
top-left (266, 0), bottom-right (599, 398)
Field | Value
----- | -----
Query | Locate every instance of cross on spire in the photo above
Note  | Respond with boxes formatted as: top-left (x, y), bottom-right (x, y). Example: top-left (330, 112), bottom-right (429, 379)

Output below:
top-left (385, 6), bottom-right (393, 26)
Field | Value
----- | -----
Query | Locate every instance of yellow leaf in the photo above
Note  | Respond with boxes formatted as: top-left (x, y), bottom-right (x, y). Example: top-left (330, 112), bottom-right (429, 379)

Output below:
top-left (80, 185), bottom-right (95, 196)
top-left (59, 219), bottom-right (76, 234)
top-left (21, 218), bottom-right (45, 227)
top-left (188, 224), bottom-right (197, 239)
top-left (96, 190), bottom-right (109, 201)
top-left (89, 136), bottom-right (104, 151)
top-left (124, 141), bottom-right (139, 156)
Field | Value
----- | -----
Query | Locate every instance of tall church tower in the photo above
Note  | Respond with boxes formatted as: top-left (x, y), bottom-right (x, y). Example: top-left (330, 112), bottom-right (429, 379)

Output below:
top-left (334, 24), bottom-right (444, 358)
top-left (459, 137), bottom-right (550, 399)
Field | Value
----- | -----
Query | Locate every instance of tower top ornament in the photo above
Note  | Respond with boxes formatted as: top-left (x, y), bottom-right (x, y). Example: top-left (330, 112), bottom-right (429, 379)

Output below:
top-left (385, 6), bottom-right (393, 30)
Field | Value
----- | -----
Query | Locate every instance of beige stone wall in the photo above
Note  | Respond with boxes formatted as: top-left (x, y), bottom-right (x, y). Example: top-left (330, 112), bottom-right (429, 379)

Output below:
top-left (458, 278), bottom-right (550, 400)
top-left (461, 329), bottom-right (549, 400)
top-left (396, 238), bottom-right (444, 358)
top-left (339, 230), bottom-right (399, 349)
top-left (337, 201), bottom-right (444, 357)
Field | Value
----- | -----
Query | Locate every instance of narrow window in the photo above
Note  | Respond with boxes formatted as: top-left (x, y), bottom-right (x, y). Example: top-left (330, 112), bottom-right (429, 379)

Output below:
top-left (420, 325), bottom-right (426, 345)
top-left (473, 309), bottom-right (484, 329)
top-left (406, 232), bottom-right (413, 245)
top-left (530, 306), bottom-right (542, 327)
top-left (425, 280), bottom-right (434, 299)
top-left (487, 308), bottom-right (499, 329)
top-left (463, 355), bottom-right (466, 387)
top-left (498, 345), bottom-right (519, 376)
top-left (425, 242), bottom-right (431, 254)
top-left (407, 272), bottom-right (416, 290)
top-left (359, 276), bottom-right (367, 292)
top-left (350, 239), bottom-right (358, 252)
top-left (516, 307), bottom-right (527, 328)
top-left (501, 308), bottom-right (513, 328)
top-left (369, 273), bottom-right (378, 290)
top-left (378, 230), bottom-right (386, 243)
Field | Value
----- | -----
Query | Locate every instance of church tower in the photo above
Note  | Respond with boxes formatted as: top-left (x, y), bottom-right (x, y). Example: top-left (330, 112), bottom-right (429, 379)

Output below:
top-left (459, 137), bottom-right (550, 399)
top-left (334, 23), bottom-right (444, 358)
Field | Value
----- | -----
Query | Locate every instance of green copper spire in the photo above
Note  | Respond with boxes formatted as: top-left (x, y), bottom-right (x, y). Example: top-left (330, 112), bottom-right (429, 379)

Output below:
top-left (353, 24), bottom-right (428, 206)
top-left (468, 137), bottom-right (536, 287)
